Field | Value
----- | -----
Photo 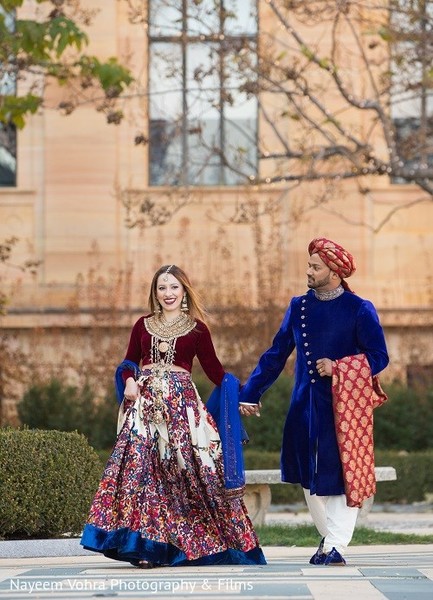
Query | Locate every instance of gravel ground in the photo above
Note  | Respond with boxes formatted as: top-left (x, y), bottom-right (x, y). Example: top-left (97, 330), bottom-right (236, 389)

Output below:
top-left (266, 502), bottom-right (433, 536)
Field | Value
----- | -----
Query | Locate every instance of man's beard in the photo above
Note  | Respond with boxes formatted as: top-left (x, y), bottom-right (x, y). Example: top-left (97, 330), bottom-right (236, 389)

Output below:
top-left (307, 272), bottom-right (332, 289)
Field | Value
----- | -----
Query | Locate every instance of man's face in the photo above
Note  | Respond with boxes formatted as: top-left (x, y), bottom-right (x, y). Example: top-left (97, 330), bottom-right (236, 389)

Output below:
top-left (306, 253), bottom-right (334, 290)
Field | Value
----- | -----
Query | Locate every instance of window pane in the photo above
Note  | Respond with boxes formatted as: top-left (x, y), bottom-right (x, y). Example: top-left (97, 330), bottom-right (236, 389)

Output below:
top-left (0, 124), bottom-right (16, 187)
top-left (390, 3), bottom-right (433, 183)
top-left (150, 119), bottom-right (183, 185)
top-left (0, 71), bottom-right (15, 96)
top-left (222, 45), bottom-right (257, 183)
top-left (223, 0), bottom-right (257, 35)
top-left (187, 0), bottom-right (220, 36)
top-left (186, 43), bottom-right (222, 184)
top-left (223, 107), bottom-right (257, 185)
top-left (0, 6), bottom-right (17, 186)
top-left (149, 0), bottom-right (183, 37)
top-left (187, 116), bottom-right (223, 185)
top-left (149, 43), bottom-right (184, 118)
top-left (149, 43), bottom-right (183, 185)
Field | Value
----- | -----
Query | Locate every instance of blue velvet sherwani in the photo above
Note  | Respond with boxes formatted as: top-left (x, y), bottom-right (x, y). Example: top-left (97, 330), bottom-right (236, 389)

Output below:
top-left (240, 289), bottom-right (389, 496)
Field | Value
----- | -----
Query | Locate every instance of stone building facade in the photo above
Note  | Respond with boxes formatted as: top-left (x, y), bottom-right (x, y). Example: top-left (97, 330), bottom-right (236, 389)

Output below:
top-left (1, 1), bottom-right (433, 422)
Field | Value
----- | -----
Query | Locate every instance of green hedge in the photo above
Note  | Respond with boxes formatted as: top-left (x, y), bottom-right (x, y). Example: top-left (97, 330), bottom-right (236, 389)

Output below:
top-left (244, 449), bottom-right (304, 504)
top-left (238, 375), bottom-right (433, 453)
top-left (17, 379), bottom-right (118, 450)
top-left (0, 428), bottom-right (102, 539)
top-left (244, 449), bottom-right (433, 505)
top-left (16, 374), bottom-right (433, 454)
top-left (374, 450), bottom-right (433, 504)
top-left (374, 385), bottom-right (433, 451)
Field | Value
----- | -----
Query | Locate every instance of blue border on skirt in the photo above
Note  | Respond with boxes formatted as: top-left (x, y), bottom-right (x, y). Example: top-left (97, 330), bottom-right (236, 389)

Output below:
top-left (81, 524), bottom-right (266, 566)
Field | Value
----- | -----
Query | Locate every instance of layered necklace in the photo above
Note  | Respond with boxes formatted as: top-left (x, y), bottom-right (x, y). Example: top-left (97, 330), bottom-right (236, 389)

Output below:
top-left (145, 313), bottom-right (196, 367)
top-left (143, 313), bottom-right (195, 425)
top-left (313, 284), bottom-right (344, 301)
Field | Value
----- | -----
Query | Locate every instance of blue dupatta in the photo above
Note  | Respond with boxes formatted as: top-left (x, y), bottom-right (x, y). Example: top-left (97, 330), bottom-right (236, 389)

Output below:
top-left (206, 373), bottom-right (248, 497)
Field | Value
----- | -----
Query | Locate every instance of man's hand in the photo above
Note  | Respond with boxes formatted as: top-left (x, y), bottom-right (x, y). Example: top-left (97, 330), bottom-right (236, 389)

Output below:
top-left (316, 358), bottom-right (334, 377)
top-left (239, 402), bottom-right (261, 417)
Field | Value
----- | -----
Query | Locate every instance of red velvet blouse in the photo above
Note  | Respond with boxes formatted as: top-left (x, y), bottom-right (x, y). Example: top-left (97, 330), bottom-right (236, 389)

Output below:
top-left (122, 315), bottom-right (225, 386)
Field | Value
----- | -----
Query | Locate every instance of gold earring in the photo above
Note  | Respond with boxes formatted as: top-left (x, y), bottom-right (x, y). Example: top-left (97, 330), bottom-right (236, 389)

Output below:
top-left (155, 298), bottom-right (162, 314)
top-left (181, 293), bottom-right (189, 312)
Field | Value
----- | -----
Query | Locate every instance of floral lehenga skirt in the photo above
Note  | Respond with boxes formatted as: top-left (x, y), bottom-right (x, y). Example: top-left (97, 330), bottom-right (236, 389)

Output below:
top-left (80, 369), bottom-right (266, 566)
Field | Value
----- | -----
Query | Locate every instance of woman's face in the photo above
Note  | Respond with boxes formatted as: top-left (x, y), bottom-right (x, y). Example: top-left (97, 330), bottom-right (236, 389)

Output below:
top-left (156, 273), bottom-right (184, 316)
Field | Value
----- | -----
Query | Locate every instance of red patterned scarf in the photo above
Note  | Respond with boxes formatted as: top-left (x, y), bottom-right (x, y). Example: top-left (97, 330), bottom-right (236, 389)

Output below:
top-left (332, 354), bottom-right (388, 508)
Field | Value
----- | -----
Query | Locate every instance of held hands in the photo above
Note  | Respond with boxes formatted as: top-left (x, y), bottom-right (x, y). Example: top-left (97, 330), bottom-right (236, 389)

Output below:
top-left (239, 401), bottom-right (262, 417)
top-left (316, 357), bottom-right (334, 377)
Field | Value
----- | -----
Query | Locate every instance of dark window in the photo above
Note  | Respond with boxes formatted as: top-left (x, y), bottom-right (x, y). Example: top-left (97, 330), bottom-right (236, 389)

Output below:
top-left (0, 7), bottom-right (17, 187)
top-left (148, 0), bottom-right (258, 186)
top-left (0, 123), bottom-right (16, 187)
top-left (393, 116), bottom-right (433, 184)
top-left (391, 1), bottom-right (433, 184)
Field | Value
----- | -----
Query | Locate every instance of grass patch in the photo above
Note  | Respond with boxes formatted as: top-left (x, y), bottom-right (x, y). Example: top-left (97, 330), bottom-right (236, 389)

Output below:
top-left (255, 524), bottom-right (433, 547)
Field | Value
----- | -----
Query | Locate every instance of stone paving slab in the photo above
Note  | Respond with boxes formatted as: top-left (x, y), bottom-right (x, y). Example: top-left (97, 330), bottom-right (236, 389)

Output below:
top-left (0, 540), bottom-right (92, 560)
top-left (1, 546), bottom-right (433, 600)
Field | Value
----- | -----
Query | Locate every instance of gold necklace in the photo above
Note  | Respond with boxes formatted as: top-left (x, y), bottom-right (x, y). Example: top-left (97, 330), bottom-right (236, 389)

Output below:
top-left (144, 314), bottom-right (195, 425)
top-left (145, 313), bottom-right (196, 346)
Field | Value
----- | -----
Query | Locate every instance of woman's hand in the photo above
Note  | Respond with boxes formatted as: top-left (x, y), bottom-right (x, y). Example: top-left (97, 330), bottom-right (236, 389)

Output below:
top-left (239, 402), bottom-right (261, 417)
top-left (123, 377), bottom-right (139, 410)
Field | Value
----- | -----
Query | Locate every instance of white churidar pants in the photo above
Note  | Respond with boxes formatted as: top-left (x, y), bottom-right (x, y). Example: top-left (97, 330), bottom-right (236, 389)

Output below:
top-left (303, 488), bottom-right (359, 555)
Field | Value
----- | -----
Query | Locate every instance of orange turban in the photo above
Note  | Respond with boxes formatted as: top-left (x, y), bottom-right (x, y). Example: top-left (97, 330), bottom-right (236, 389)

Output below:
top-left (308, 238), bottom-right (356, 280)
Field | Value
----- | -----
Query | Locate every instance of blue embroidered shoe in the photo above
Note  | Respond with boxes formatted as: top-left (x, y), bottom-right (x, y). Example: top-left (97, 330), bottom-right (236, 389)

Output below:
top-left (309, 538), bottom-right (325, 565)
top-left (323, 547), bottom-right (346, 566)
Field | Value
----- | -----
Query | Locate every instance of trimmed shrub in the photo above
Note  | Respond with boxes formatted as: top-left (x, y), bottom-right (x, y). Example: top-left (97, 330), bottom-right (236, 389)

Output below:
top-left (374, 450), bottom-right (433, 504)
top-left (244, 449), bottom-right (304, 504)
top-left (374, 384), bottom-right (433, 451)
top-left (240, 375), bottom-right (292, 453)
top-left (244, 448), bottom-right (433, 505)
top-left (236, 375), bottom-right (433, 453)
top-left (0, 428), bottom-right (102, 538)
top-left (17, 379), bottom-right (118, 450)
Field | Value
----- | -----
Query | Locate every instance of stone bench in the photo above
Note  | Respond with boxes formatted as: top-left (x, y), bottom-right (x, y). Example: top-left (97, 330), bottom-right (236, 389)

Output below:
top-left (244, 466), bottom-right (397, 526)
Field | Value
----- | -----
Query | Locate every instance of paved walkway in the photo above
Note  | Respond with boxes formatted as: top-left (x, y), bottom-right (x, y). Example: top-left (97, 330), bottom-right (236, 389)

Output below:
top-left (1, 509), bottom-right (432, 599)
top-left (1, 545), bottom-right (433, 599)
